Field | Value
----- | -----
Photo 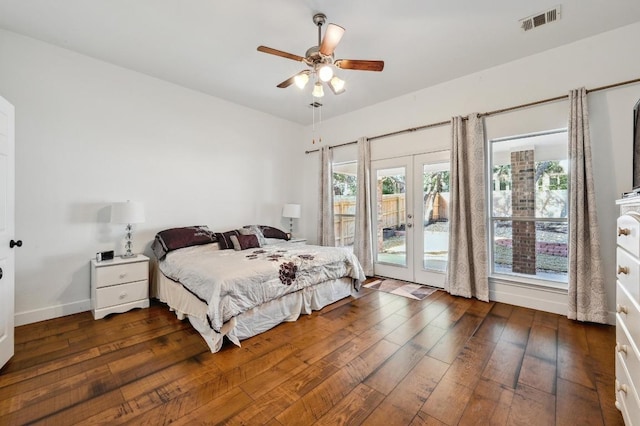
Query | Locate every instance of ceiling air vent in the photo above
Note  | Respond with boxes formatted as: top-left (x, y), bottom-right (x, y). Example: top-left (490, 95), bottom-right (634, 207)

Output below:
top-left (520, 5), bottom-right (561, 32)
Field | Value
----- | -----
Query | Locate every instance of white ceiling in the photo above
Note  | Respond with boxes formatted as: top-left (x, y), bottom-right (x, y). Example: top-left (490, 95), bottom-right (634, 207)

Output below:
top-left (1, 1), bottom-right (640, 125)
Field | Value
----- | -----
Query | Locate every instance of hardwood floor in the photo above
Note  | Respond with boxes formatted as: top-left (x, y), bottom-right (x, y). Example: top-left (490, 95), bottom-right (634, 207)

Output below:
top-left (0, 287), bottom-right (624, 425)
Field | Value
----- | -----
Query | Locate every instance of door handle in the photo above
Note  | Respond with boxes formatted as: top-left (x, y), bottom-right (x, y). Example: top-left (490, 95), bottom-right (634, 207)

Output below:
top-left (10, 239), bottom-right (22, 248)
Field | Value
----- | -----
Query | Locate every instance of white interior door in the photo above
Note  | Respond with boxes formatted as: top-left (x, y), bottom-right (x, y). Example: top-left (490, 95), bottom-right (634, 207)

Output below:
top-left (0, 95), bottom-right (15, 369)
top-left (372, 152), bottom-right (450, 288)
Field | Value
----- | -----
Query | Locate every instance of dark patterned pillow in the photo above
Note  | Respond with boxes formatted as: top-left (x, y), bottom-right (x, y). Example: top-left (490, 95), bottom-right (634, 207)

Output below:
top-left (214, 230), bottom-right (240, 250)
top-left (239, 225), bottom-right (267, 246)
top-left (257, 225), bottom-right (290, 240)
top-left (230, 234), bottom-right (260, 251)
top-left (152, 226), bottom-right (216, 260)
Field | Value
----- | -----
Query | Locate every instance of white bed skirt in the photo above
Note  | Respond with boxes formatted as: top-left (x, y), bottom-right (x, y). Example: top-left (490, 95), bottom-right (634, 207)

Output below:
top-left (151, 263), bottom-right (354, 352)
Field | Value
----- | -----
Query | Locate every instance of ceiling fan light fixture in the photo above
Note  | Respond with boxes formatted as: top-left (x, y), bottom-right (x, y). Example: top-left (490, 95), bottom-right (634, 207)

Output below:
top-left (312, 82), bottom-right (325, 98)
top-left (294, 72), bottom-right (309, 89)
top-left (328, 76), bottom-right (346, 94)
top-left (318, 64), bottom-right (334, 82)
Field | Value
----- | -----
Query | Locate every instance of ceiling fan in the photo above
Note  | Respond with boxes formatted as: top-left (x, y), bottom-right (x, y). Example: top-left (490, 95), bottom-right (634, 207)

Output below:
top-left (257, 13), bottom-right (384, 97)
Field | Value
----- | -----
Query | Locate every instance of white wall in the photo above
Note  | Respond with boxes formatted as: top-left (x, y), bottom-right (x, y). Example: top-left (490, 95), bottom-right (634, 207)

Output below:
top-left (0, 29), bottom-right (305, 325)
top-left (301, 22), bottom-right (640, 322)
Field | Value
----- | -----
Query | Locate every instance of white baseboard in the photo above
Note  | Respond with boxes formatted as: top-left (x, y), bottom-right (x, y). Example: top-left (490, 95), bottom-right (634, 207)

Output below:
top-left (14, 299), bottom-right (91, 326)
top-left (489, 279), bottom-right (616, 326)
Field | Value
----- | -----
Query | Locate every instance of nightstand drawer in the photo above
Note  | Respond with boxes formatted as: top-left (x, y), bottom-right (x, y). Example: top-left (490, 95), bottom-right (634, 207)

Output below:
top-left (95, 280), bottom-right (148, 309)
top-left (94, 261), bottom-right (148, 288)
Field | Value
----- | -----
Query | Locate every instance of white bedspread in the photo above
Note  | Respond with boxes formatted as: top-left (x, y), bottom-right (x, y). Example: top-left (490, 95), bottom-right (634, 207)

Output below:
top-left (158, 242), bottom-right (365, 332)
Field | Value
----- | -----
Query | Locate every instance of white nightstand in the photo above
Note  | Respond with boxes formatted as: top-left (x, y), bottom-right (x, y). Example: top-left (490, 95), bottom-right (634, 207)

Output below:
top-left (90, 254), bottom-right (150, 320)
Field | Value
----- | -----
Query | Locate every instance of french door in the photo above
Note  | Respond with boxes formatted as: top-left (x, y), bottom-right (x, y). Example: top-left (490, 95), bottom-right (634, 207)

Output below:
top-left (371, 152), bottom-right (450, 287)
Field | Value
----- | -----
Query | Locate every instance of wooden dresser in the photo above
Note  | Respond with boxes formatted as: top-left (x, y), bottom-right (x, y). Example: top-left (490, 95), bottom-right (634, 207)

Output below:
top-left (615, 198), bottom-right (640, 424)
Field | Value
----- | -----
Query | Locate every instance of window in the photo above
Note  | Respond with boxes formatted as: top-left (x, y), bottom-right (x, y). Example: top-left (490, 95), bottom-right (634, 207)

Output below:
top-left (489, 129), bottom-right (568, 284)
top-left (333, 162), bottom-right (357, 248)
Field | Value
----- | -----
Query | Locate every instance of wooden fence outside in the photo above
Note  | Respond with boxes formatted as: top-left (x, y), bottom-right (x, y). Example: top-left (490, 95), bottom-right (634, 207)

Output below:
top-left (333, 194), bottom-right (406, 246)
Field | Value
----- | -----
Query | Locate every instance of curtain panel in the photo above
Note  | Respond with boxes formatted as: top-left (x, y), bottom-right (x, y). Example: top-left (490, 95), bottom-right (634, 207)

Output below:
top-left (446, 114), bottom-right (489, 302)
top-left (353, 137), bottom-right (374, 276)
top-left (317, 145), bottom-right (336, 246)
top-left (567, 87), bottom-right (607, 323)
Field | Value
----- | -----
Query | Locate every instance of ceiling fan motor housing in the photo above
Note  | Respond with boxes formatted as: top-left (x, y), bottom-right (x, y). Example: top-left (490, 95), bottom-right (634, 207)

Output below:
top-left (304, 46), bottom-right (333, 68)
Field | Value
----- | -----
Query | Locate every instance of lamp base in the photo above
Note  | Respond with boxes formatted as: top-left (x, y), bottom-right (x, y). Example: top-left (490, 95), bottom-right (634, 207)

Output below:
top-left (120, 253), bottom-right (138, 259)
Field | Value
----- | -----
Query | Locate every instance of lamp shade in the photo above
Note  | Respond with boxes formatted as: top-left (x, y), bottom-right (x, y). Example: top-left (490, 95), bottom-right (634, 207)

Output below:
top-left (282, 204), bottom-right (301, 219)
top-left (111, 201), bottom-right (145, 224)
top-left (312, 82), bottom-right (324, 98)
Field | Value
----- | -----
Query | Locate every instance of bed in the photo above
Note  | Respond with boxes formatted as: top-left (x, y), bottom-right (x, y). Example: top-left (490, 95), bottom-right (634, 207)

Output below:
top-left (150, 225), bottom-right (365, 352)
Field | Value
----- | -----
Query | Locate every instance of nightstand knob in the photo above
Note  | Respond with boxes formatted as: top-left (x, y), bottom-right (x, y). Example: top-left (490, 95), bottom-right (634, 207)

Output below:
top-left (616, 342), bottom-right (628, 355)
top-left (617, 265), bottom-right (629, 275)
top-left (119, 292), bottom-right (127, 300)
top-left (618, 227), bottom-right (630, 236)
top-left (617, 304), bottom-right (628, 315)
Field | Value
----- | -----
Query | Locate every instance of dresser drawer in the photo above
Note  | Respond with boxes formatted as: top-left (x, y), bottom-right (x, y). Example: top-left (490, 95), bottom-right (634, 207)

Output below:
top-left (617, 281), bottom-right (640, 346)
top-left (94, 261), bottom-right (148, 288)
top-left (618, 213), bottom-right (640, 258)
top-left (616, 319), bottom-right (640, 399)
top-left (95, 280), bottom-right (148, 309)
top-left (617, 248), bottom-right (640, 302)
top-left (616, 355), bottom-right (640, 426)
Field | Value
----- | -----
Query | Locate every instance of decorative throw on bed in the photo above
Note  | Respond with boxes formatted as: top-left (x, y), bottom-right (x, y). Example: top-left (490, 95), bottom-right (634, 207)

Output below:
top-left (158, 242), bottom-right (365, 333)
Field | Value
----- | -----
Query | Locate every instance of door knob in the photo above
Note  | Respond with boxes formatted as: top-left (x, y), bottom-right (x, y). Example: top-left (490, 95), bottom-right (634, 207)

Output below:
top-left (407, 223), bottom-right (413, 228)
top-left (10, 239), bottom-right (22, 248)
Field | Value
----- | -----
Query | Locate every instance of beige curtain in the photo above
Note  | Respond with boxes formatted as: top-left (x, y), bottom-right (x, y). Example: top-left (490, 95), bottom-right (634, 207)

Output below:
top-left (446, 114), bottom-right (489, 301)
top-left (567, 88), bottom-right (607, 323)
top-left (317, 145), bottom-right (335, 246)
top-left (353, 137), bottom-right (374, 276)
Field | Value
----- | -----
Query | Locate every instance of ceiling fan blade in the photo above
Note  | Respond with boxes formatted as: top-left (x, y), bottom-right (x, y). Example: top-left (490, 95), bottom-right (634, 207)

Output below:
top-left (257, 45), bottom-right (304, 62)
top-left (277, 70), bottom-right (310, 89)
top-left (319, 23), bottom-right (345, 56)
top-left (335, 59), bottom-right (385, 72)
top-left (277, 75), bottom-right (297, 89)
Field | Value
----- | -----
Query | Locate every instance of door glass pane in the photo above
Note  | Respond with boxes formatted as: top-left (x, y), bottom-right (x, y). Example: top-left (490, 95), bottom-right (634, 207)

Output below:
top-left (376, 167), bottom-right (406, 266)
top-left (423, 163), bottom-right (449, 272)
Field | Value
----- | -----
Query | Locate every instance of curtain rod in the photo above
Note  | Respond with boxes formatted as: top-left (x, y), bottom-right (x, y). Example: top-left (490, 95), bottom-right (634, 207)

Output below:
top-left (304, 76), bottom-right (640, 154)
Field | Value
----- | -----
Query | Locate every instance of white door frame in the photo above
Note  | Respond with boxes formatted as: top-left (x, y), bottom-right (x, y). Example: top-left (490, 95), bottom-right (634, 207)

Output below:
top-left (371, 157), bottom-right (414, 282)
top-left (0, 95), bottom-right (15, 369)
top-left (371, 152), bottom-right (449, 288)
top-left (412, 152), bottom-right (449, 288)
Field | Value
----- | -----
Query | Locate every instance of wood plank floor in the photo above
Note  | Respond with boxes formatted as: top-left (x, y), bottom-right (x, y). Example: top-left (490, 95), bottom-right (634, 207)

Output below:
top-left (0, 287), bottom-right (625, 425)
